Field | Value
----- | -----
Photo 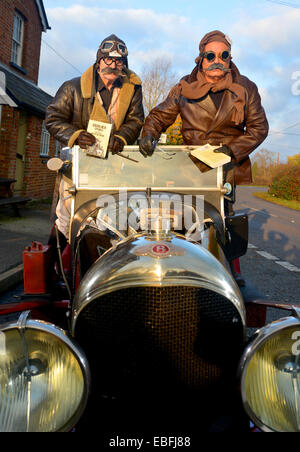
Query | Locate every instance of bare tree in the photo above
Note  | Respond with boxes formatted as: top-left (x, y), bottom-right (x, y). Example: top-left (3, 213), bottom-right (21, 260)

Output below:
top-left (141, 57), bottom-right (177, 115)
top-left (252, 148), bottom-right (274, 177)
top-left (251, 148), bottom-right (279, 184)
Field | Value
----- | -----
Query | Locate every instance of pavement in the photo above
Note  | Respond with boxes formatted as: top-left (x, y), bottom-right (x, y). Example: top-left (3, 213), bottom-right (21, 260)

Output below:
top-left (0, 202), bottom-right (52, 294)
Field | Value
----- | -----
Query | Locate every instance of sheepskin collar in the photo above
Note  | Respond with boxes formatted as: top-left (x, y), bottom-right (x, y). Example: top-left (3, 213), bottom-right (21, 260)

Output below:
top-left (80, 65), bottom-right (141, 131)
top-left (80, 64), bottom-right (141, 99)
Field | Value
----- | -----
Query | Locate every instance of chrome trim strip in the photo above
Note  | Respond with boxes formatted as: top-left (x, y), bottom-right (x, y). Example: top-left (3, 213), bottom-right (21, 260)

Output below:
top-left (73, 187), bottom-right (227, 192)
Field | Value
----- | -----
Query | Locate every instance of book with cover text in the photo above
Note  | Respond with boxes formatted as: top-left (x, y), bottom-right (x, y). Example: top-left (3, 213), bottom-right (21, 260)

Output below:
top-left (86, 119), bottom-right (112, 159)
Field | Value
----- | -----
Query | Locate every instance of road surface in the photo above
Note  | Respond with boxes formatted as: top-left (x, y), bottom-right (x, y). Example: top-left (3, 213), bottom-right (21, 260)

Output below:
top-left (235, 186), bottom-right (300, 321)
top-left (0, 187), bottom-right (299, 320)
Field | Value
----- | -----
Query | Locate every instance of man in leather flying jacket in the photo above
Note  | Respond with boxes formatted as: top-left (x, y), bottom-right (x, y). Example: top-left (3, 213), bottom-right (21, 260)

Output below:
top-left (139, 30), bottom-right (269, 189)
top-left (139, 30), bottom-right (269, 285)
top-left (45, 34), bottom-right (144, 249)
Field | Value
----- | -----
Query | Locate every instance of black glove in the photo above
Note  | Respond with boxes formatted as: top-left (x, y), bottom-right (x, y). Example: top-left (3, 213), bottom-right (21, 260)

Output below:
top-left (139, 135), bottom-right (156, 158)
top-left (110, 136), bottom-right (125, 154)
top-left (213, 145), bottom-right (233, 157)
top-left (76, 131), bottom-right (96, 149)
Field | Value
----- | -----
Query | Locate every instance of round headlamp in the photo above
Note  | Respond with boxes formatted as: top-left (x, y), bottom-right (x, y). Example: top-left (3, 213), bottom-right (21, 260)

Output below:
top-left (0, 312), bottom-right (90, 432)
top-left (239, 312), bottom-right (300, 432)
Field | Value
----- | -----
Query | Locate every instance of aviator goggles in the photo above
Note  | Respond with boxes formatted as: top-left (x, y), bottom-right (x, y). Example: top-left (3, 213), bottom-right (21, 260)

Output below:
top-left (102, 56), bottom-right (124, 67)
top-left (100, 40), bottom-right (128, 57)
top-left (202, 50), bottom-right (231, 62)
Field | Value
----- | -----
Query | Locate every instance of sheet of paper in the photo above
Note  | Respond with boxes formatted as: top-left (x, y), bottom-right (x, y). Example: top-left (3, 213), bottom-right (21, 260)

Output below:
top-left (190, 144), bottom-right (231, 168)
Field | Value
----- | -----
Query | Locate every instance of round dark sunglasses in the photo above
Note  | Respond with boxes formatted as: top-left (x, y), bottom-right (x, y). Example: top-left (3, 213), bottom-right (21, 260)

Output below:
top-left (203, 50), bottom-right (231, 62)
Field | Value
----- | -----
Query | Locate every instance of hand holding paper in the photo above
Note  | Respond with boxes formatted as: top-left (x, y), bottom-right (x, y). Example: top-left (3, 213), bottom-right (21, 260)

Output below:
top-left (213, 145), bottom-right (233, 157)
top-left (190, 144), bottom-right (231, 168)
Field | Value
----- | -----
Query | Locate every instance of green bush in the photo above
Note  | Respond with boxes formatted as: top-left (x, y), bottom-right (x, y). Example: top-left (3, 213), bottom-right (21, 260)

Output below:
top-left (269, 164), bottom-right (300, 201)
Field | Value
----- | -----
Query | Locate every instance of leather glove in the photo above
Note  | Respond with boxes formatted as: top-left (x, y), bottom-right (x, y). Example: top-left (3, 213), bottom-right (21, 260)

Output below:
top-left (76, 131), bottom-right (96, 149)
top-left (110, 136), bottom-right (125, 154)
top-left (213, 145), bottom-right (233, 157)
top-left (139, 135), bottom-right (156, 158)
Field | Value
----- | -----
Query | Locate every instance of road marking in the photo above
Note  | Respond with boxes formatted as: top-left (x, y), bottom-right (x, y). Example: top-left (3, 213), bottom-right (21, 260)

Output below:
top-left (242, 205), bottom-right (278, 218)
top-left (275, 261), bottom-right (300, 272)
top-left (256, 251), bottom-right (279, 260)
top-left (248, 244), bottom-right (300, 272)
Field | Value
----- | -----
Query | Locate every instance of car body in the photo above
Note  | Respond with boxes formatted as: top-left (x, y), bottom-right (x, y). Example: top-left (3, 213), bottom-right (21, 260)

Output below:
top-left (0, 145), bottom-right (299, 433)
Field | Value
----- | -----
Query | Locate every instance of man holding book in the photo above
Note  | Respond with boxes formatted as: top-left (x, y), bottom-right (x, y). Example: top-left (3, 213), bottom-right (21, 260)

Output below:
top-left (46, 34), bottom-right (144, 157)
top-left (139, 30), bottom-right (269, 189)
top-left (45, 34), bottom-right (144, 243)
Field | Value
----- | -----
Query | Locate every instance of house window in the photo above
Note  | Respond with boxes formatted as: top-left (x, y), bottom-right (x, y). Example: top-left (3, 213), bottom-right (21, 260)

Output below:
top-left (55, 141), bottom-right (62, 157)
top-left (11, 12), bottom-right (24, 67)
top-left (40, 122), bottom-right (50, 156)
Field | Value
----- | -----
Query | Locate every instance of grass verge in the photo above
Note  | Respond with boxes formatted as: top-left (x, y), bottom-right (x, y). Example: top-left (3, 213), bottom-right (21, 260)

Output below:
top-left (253, 192), bottom-right (300, 211)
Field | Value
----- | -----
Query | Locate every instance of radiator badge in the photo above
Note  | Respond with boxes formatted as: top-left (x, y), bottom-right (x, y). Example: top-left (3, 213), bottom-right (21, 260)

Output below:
top-left (133, 242), bottom-right (185, 259)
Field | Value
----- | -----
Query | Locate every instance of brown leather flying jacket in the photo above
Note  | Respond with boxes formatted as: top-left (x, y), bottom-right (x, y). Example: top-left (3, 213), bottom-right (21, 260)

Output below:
top-left (45, 65), bottom-right (144, 149)
top-left (142, 67), bottom-right (269, 185)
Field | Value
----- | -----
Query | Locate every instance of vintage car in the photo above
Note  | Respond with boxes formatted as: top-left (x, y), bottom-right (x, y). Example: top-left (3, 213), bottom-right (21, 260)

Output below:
top-left (0, 145), bottom-right (299, 434)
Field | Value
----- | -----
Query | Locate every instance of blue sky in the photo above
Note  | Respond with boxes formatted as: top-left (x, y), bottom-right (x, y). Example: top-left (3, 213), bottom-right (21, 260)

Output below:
top-left (39, 0), bottom-right (300, 161)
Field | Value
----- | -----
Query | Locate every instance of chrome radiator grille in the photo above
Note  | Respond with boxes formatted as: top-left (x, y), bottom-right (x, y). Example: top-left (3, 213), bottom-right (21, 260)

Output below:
top-left (74, 286), bottom-right (244, 399)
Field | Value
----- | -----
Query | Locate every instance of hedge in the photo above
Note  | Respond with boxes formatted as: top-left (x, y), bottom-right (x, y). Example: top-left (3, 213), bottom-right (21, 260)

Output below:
top-left (269, 164), bottom-right (300, 201)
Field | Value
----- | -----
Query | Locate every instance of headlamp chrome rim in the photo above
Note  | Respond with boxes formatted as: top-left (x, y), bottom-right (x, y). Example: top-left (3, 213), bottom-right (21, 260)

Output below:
top-left (239, 315), bottom-right (300, 432)
top-left (0, 316), bottom-right (90, 432)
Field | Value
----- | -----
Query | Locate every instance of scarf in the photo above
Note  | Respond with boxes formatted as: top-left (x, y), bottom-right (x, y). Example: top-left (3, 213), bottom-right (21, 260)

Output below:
top-left (179, 64), bottom-right (246, 125)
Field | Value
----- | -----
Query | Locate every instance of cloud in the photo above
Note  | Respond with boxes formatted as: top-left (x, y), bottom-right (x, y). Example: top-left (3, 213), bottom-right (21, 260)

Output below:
top-left (220, 6), bottom-right (300, 160)
top-left (39, 2), bottom-right (300, 161)
top-left (46, 6), bottom-right (197, 43)
top-left (229, 6), bottom-right (300, 90)
top-left (39, 5), bottom-right (205, 94)
top-left (232, 8), bottom-right (300, 53)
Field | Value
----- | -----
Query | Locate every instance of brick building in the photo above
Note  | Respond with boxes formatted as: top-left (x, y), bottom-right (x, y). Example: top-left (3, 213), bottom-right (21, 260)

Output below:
top-left (0, 0), bottom-right (58, 199)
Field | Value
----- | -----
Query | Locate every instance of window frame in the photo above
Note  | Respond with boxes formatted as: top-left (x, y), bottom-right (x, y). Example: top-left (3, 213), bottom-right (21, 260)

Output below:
top-left (11, 11), bottom-right (25, 67)
top-left (55, 141), bottom-right (62, 157)
top-left (40, 121), bottom-right (50, 157)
